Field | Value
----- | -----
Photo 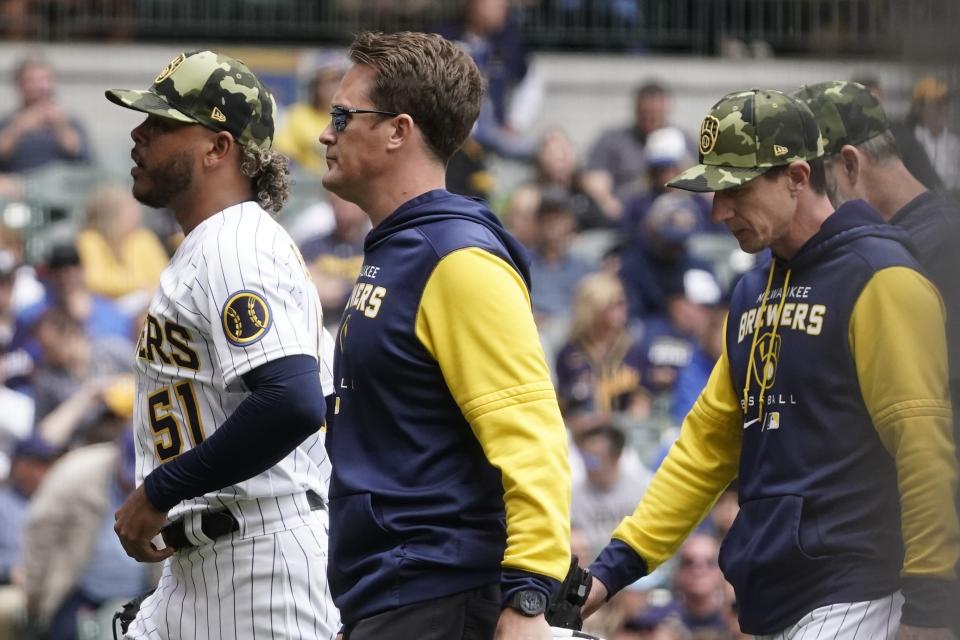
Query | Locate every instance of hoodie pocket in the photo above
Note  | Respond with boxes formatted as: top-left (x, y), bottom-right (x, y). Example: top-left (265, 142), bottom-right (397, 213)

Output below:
top-left (330, 492), bottom-right (396, 568)
top-left (719, 495), bottom-right (828, 607)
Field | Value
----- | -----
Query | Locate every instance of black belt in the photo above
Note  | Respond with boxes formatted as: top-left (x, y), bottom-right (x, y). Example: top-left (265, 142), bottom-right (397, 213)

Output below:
top-left (161, 491), bottom-right (325, 550)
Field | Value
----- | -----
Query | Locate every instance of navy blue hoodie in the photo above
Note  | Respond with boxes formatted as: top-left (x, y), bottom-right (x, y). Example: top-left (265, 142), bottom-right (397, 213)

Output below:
top-left (591, 200), bottom-right (959, 634)
top-left (327, 190), bottom-right (570, 624)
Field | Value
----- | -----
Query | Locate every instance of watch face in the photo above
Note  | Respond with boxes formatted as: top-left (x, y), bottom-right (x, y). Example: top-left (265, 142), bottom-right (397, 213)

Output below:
top-left (519, 590), bottom-right (547, 615)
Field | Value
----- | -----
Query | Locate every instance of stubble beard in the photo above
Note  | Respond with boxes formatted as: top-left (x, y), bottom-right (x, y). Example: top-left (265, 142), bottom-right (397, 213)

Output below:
top-left (134, 153), bottom-right (194, 209)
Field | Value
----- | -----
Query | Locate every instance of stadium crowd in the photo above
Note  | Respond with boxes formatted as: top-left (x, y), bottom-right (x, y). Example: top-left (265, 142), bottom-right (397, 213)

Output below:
top-left (0, 5), bottom-right (959, 638)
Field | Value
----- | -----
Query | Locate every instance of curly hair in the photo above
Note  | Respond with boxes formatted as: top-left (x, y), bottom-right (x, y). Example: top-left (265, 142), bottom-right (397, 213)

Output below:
top-left (240, 144), bottom-right (291, 214)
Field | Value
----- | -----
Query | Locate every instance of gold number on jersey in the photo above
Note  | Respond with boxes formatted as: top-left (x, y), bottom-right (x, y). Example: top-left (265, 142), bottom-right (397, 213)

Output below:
top-left (148, 381), bottom-right (205, 462)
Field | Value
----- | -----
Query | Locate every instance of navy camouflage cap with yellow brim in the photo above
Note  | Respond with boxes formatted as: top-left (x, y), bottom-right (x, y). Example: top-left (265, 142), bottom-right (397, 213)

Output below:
top-left (791, 81), bottom-right (889, 156)
top-left (667, 89), bottom-right (825, 193)
top-left (105, 50), bottom-right (276, 150)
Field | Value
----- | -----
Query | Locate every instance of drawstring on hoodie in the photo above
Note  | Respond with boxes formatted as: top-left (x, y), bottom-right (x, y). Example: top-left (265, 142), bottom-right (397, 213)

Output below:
top-left (743, 260), bottom-right (792, 428)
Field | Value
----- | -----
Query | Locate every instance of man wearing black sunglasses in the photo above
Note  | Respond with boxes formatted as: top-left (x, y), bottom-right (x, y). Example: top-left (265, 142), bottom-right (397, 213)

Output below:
top-left (329, 105), bottom-right (399, 133)
top-left (320, 31), bottom-right (572, 640)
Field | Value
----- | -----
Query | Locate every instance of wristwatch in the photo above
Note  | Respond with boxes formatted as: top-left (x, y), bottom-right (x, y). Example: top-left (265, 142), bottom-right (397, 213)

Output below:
top-left (505, 589), bottom-right (548, 617)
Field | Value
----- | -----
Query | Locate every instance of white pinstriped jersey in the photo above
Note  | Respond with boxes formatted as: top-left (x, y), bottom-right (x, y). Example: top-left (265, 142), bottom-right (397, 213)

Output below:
top-left (134, 201), bottom-right (333, 522)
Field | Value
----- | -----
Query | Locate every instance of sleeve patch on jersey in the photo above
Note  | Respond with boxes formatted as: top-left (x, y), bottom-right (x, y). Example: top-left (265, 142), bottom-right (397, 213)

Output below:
top-left (221, 290), bottom-right (272, 347)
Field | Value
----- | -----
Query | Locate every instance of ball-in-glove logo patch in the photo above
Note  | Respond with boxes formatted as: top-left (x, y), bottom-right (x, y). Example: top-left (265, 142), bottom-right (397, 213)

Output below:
top-left (155, 53), bottom-right (186, 84)
top-left (221, 290), bottom-right (272, 346)
top-left (699, 115), bottom-right (721, 155)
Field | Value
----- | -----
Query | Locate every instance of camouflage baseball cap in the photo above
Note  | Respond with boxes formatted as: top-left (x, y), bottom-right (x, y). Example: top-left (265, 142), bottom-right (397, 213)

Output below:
top-left (667, 89), bottom-right (824, 193)
top-left (105, 50), bottom-right (276, 150)
top-left (792, 81), bottom-right (889, 156)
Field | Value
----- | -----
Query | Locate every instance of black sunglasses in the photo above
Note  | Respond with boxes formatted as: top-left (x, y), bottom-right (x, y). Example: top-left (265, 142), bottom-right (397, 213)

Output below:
top-left (330, 105), bottom-right (400, 132)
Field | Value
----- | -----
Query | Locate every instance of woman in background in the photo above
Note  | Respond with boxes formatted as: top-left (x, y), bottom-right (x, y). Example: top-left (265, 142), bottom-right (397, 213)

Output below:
top-left (75, 183), bottom-right (168, 313)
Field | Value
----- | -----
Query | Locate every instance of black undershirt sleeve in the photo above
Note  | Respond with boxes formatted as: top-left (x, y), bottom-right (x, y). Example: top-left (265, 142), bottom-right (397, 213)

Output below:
top-left (143, 354), bottom-right (326, 512)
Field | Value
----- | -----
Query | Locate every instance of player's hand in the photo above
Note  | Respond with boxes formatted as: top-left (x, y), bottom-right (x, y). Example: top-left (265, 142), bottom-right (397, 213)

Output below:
top-left (114, 484), bottom-right (175, 563)
top-left (894, 625), bottom-right (952, 640)
top-left (581, 577), bottom-right (608, 620)
top-left (494, 609), bottom-right (551, 639)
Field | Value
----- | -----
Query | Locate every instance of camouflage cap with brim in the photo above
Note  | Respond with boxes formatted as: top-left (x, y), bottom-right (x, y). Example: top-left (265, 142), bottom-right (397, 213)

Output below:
top-left (667, 89), bottom-right (824, 193)
top-left (105, 50), bottom-right (276, 150)
top-left (792, 81), bottom-right (889, 156)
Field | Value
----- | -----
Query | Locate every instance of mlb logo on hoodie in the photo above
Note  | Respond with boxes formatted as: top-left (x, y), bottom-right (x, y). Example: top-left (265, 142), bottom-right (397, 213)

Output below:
top-left (765, 412), bottom-right (780, 431)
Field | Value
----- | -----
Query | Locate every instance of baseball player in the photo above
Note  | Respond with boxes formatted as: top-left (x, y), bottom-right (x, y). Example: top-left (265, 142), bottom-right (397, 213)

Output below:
top-left (107, 50), bottom-right (339, 639)
top-left (581, 90), bottom-right (959, 639)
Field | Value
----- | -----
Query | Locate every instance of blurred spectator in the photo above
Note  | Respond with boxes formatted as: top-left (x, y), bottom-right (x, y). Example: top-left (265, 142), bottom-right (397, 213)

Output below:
top-left (299, 192), bottom-right (369, 328)
top-left (621, 127), bottom-right (721, 248)
top-left (0, 251), bottom-right (34, 454)
top-left (555, 0), bottom-right (640, 27)
top-left (620, 191), bottom-right (715, 321)
top-left (0, 173), bottom-right (24, 201)
top-left (0, 225), bottom-right (43, 312)
top-left (38, 366), bottom-right (134, 449)
top-left (670, 292), bottom-right (727, 424)
top-left (503, 192), bottom-right (538, 250)
top-left (634, 267), bottom-right (721, 407)
top-left (853, 74), bottom-right (946, 193)
top-left (571, 525), bottom-right (593, 567)
top-left (0, 250), bottom-right (32, 390)
top-left (555, 272), bottom-right (651, 430)
top-left (615, 602), bottom-right (691, 640)
top-left (284, 192), bottom-right (336, 248)
top-left (571, 424), bottom-right (652, 562)
top-left (0, 0), bottom-right (30, 39)
top-left (584, 82), bottom-right (690, 217)
top-left (907, 76), bottom-right (960, 193)
top-left (701, 482), bottom-right (738, 541)
top-left (13, 243), bottom-right (133, 361)
top-left (529, 193), bottom-right (595, 326)
top-left (0, 436), bottom-right (58, 585)
top-left (274, 52), bottom-right (347, 176)
top-left (0, 53), bottom-right (92, 174)
top-left (673, 533), bottom-right (729, 638)
top-left (75, 183), bottom-right (168, 313)
top-left (446, 136), bottom-right (495, 200)
top-left (0, 436), bottom-right (57, 640)
top-left (22, 432), bottom-right (158, 639)
top-left (440, 0), bottom-right (543, 159)
top-left (506, 129), bottom-right (613, 230)
top-left (30, 308), bottom-right (132, 442)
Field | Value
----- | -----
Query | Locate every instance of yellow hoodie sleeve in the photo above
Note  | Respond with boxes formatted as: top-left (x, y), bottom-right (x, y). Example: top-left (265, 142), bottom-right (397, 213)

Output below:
top-left (608, 317), bottom-right (742, 571)
top-left (849, 266), bottom-right (959, 581)
top-left (415, 247), bottom-right (571, 583)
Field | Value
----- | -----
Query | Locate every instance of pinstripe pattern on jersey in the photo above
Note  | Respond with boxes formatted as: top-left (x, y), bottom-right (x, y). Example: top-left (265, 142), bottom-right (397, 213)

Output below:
top-left (134, 202), bottom-right (333, 522)
top-left (128, 201), bottom-right (338, 638)
top-left (124, 512), bottom-right (336, 639)
top-left (754, 592), bottom-right (903, 640)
